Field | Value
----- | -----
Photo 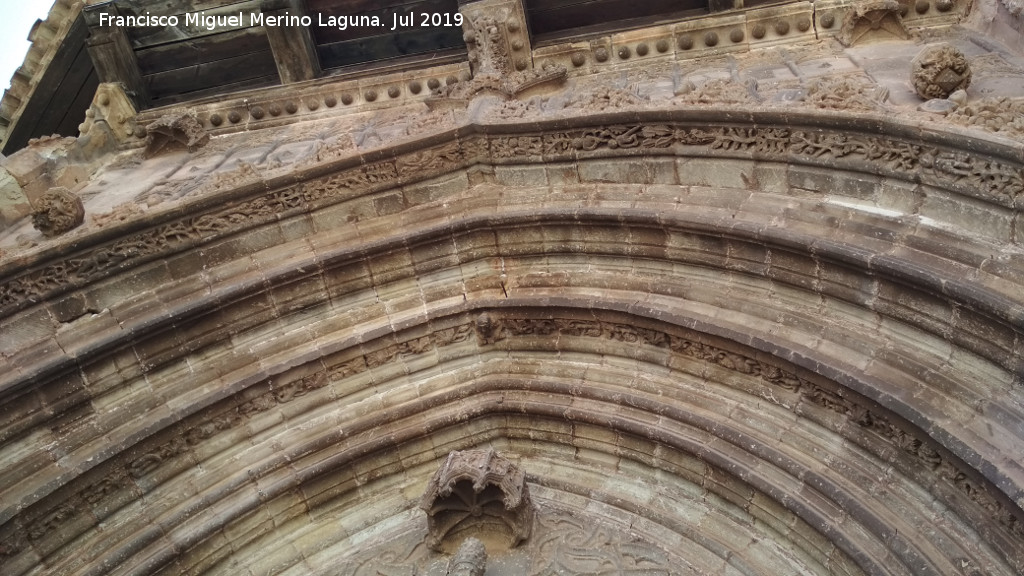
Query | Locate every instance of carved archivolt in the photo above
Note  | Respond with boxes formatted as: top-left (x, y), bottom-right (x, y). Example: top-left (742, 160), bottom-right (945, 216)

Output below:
top-left (2, 114), bottom-right (1020, 319)
top-left (12, 311), bottom-right (1020, 561)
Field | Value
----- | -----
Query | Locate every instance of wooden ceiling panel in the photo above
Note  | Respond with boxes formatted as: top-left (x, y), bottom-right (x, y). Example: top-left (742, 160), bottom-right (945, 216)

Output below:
top-left (526, 0), bottom-right (707, 38)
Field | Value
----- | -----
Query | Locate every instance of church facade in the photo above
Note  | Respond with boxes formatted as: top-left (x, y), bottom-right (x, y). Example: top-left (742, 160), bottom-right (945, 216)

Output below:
top-left (1, 1), bottom-right (1023, 574)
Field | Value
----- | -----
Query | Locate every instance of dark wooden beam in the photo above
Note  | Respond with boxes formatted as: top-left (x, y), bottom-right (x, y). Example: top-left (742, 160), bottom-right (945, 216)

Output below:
top-left (83, 2), bottom-right (149, 109)
top-left (2, 15), bottom-right (97, 154)
top-left (260, 0), bottom-right (320, 84)
top-left (709, 0), bottom-right (742, 11)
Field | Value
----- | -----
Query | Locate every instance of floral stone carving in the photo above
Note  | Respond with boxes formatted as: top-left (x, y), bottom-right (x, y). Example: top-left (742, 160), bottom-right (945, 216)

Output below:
top-left (420, 449), bottom-right (534, 553)
top-left (912, 44), bottom-right (973, 100)
top-left (31, 187), bottom-right (84, 237)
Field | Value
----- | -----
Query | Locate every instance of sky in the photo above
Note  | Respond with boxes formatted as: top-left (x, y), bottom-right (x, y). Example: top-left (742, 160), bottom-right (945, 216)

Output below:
top-left (1, 1), bottom-right (59, 93)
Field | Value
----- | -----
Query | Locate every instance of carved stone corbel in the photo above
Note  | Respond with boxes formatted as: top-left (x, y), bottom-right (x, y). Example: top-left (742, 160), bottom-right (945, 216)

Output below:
top-left (420, 449), bottom-right (534, 553)
top-left (839, 0), bottom-right (910, 46)
top-left (143, 113), bottom-right (210, 157)
top-left (78, 83), bottom-right (142, 148)
top-left (460, 0), bottom-right (532, 77)
top-left (425, 0), bottom-right (565, 107)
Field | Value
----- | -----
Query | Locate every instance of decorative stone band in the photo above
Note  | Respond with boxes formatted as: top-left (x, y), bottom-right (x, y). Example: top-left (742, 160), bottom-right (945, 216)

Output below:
top-left (132, 61), bottom-right (473, 138)
top-left (2, 310), bottom-right (1021, 574)
top-left (1, 110), bottom-right (1021, 324)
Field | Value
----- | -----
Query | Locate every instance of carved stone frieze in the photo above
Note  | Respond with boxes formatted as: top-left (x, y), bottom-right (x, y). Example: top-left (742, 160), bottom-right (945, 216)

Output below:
top-left (470, 315), bottom-right (1024, 540)
top-left (428, 65), bottom-right (567, 105)
top-left (912, 44), bottom-right (973, 100)
top-left (565, 87), bottom-right (647, 112)
top-left (1, 118), bottom-right (1021, 320)
top-left (421, 0), bottom-right (567, 108)
top-left (420, 449), bottom-right (534, 552)
top-left (31, 187), bottom-right (84, 237)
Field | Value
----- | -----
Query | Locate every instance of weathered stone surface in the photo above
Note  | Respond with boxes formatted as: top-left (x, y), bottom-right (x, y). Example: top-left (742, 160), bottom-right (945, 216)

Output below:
top-left (144, 113), bottom-right (210, 157)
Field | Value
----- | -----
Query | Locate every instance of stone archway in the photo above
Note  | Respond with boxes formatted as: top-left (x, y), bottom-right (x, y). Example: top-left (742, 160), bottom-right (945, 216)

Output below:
top-left (2, 104), bottom-right (1022, 574)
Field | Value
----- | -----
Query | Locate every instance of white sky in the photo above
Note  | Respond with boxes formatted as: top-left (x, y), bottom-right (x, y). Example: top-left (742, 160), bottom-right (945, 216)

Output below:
top-left (1, 1), bottom-right (60, 92)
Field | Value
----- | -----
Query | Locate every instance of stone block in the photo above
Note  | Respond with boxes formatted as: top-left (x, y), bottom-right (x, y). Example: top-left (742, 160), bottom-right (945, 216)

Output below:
top-left (677, 157), bottom-right (755, 189)
top-left (0, 167), bottom-right (30, 228)
top-left (873, 281), bottom-right (954, 337)
top-left (545, 163), bottom-right (580, 185)
top-left (788, 165), bottom-right (879, 200)
top-left (493, 164), bottom-right (549, 187)
top-left (373, 192), bottom-right (406, 216)
top-left (875, 178), bottom-right (921, 213)
top-left (918, 186), bottom-right (1013, 243)
top-left (749, 162), bottom-right (790, 194)
top-left (402, 171), bottom-right (469, 206)
top-left (579, 157), bottom-right (676, 185)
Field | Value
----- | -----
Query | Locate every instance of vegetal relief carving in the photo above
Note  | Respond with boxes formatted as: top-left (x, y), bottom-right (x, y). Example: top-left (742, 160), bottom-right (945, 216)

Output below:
top-left (674, 78), bottom-right (756, 105)
top-left (528, 514), bottom-right (670, 575)
top-left (2, 117), bottom-right (1022, 321)
top-left (461, 0), bottom-right (525, 77)
top-left (427, 0), bottom-right (565, 107)
top-left (566, 86), bottom-right (647, 111)
top-left (948, 97), bottom-right (1024, 138)
top-left (805, 76), bottom-right (889, 111)
top-left (475, 315), bottom-right (1024, 540)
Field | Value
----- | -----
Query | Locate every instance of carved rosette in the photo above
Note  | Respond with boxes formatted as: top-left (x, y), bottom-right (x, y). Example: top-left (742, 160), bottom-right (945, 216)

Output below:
top-left (420, 449), bottom-right (534, 552)
top-left (31, 187), bottom-right (85, 237)
top-left (912, 43), bottom-right (972, 100)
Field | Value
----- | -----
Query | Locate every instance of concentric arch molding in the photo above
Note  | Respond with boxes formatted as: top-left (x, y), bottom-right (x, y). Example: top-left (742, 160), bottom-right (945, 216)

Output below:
top-left (1, 105), bottom-right (1023, 575)
top-left (2, 306), bottom-right (1023, 575)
